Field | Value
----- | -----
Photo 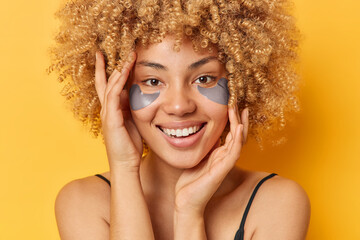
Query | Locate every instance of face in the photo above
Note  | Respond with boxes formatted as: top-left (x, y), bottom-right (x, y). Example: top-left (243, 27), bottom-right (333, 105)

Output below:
top-left (129, 36), bottom-right (228, 169)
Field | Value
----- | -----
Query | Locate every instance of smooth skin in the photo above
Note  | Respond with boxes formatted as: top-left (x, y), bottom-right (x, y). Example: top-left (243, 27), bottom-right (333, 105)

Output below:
top-left (55, 37), bottom-right (311, 240)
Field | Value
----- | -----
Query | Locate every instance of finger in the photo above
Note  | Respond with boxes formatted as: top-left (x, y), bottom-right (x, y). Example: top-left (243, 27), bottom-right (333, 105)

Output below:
top-left (105, 52), bottom-right (136, 97)
top-left (227, 126), bottom-right (236, 153)
top-left (124, 51), bottom-right (136, 70)
top-left (213, 125), bottom-right (242, 175)
top-left (104, 52), bottom-right (137, 116)
top-left (105, 70), bottom-right (121, 96)
top-left (102, 70), bottom-right (121, 116)
top-left (228, 106), bottom-right (240, 138)
top-left (95, 51), bottom-right (107, 106)
top-left (106, 54), bottom-right (137, 115)
top-left (120, 90), bottom-right (131, 119)
top-left (120, 90), bottom-right (130, 111)
top-left (229, 124), bottom-right (243, 165)
top-left (117, 52), bottom-right (137, 90)
top-left (241, 108), bottom-right (249, 144)
top-left (228, 107), bottom-right (235, 135)
top-left (235, 104), bottom-right (241, 123)
top-left (223, 131), bottom-right (233, 148)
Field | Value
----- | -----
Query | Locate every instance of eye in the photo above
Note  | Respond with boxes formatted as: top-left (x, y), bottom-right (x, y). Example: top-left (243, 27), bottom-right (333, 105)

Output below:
top-left (194, 75), bottom-right (216, 85)
top-left (143, 79), bottom-right (162, 86)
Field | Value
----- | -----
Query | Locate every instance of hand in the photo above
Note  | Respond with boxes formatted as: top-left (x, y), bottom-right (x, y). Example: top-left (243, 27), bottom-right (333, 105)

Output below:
top-left (174, 106), bottom-right (249, 215)
top-left (95, 51), bottom-right (142, 171)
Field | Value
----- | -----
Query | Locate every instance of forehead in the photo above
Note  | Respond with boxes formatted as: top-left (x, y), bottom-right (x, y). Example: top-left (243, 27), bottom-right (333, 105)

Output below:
top-left (135, 36), bottom-right (219, 64)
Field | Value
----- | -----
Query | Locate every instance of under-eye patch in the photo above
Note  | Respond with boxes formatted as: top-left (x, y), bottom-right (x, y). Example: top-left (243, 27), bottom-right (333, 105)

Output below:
top-left (197, 78), bottom-right (229, 105)
top-left (129, 84), bottom-right (160, 110)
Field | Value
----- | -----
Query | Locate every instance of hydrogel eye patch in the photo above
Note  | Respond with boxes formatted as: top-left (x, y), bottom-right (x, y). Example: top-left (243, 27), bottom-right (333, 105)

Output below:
top-left (129, 84), bottom-right (160, 110)
top-left (197, 78), bottom-right (229, 105)
top-left (129, 77), bottom-right (229, 110)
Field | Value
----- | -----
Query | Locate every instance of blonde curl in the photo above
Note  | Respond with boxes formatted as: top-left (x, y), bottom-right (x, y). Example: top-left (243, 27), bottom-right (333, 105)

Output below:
top-left (49, 0), bottom-right (300, 144)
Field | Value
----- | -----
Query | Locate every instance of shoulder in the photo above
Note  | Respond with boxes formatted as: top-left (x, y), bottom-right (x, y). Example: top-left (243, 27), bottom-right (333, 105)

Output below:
top-left (55, 173), bottom-right (111, 239)
top-left (248, 173), bottom-right (311, 240)
top-left (55, 174), bottom-right (111, 211)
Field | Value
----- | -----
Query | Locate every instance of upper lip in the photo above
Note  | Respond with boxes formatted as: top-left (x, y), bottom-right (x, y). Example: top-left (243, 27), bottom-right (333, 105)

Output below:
top-left (156, 121), bottom-right (206, 130)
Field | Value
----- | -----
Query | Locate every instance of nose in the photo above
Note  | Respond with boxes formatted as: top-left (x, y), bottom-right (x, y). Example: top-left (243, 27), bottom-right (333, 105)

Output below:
top-left (162, 85), bottom-right (196, 117)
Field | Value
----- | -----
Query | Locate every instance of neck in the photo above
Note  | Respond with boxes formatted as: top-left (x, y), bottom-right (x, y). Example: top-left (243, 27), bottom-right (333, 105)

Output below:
top-left (139, 149), bottom-right (243, 204)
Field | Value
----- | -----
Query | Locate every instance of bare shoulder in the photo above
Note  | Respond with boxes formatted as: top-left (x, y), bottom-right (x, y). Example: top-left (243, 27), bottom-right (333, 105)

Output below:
top-left (248, 173), bottom-right (311, 240)
top-left (55, 173), bottom-right (111, 240)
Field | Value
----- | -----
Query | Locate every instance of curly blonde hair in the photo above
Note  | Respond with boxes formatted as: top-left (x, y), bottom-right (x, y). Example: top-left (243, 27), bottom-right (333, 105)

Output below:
top-left (49, 0), bottom-right (300, 144)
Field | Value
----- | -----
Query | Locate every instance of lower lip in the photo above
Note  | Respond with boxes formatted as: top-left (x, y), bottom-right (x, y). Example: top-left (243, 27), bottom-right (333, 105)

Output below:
top-left (159, 125), bottom-right (206, 148)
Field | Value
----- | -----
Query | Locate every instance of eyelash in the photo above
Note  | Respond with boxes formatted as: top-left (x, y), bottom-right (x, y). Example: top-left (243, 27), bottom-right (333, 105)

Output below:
top-left (142, 79), bottom-right (162, 87)
top-left (141, 75), bottom-right (217, 87)
top-left (194, 75), bottom-right (216, 85)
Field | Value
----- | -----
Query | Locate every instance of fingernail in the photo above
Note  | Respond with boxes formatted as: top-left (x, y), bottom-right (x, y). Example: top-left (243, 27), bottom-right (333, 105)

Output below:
top-left (95, 52), bottom-right (98, 60)
top-left (245, 108), bottom-right (249, 118)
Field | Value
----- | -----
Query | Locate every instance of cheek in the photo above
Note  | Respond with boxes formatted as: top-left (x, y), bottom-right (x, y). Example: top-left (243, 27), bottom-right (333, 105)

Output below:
top-left (131, 105), bottom-right (157, 129)
top-left (199, 98), bottom-right (228, 129)
top-left (211, 106), bottom-right (228, 128)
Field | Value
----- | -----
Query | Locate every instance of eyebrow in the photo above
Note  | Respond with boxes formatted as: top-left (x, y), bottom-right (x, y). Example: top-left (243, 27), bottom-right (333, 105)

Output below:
top-left (136, 56), bottom-right (219, 71)
top-left (188, 56), bottom-right (219, 70)
top-left (137, 61), bottom-right (168, 70)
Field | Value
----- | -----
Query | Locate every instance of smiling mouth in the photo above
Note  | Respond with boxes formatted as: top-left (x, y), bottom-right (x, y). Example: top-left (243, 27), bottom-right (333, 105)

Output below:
top-left (157, 123), bottom-right (206, 138)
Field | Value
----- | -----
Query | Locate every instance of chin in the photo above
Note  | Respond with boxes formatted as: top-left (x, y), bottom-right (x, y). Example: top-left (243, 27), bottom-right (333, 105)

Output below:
top-left (151, 146), bottom-right (210, 169)
top-left (169, 155), bottom-right (203, 169)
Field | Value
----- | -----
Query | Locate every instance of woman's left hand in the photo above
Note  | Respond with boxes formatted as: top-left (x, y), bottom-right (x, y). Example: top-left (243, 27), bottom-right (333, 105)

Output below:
top-left (174, 106), bottom-right (249, 216)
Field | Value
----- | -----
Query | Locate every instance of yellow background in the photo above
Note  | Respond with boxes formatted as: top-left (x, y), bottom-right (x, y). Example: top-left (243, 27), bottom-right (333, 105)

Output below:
top-left (1, 0), bottom-right (359, 239)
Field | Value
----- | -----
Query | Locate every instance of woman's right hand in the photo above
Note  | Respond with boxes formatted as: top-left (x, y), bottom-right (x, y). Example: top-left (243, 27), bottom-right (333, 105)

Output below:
top-left (95, 51), bottom-right (142, 171)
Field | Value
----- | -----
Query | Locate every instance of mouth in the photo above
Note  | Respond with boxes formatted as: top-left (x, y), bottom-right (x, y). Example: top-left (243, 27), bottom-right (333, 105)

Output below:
top-left (157, 123), bottom-right (206, 138)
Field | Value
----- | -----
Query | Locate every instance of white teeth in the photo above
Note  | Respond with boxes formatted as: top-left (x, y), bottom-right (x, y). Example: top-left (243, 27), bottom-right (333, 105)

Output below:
top-left (188, 127), bottom-right (194, 134)
top-left (161, 125), bottom-right (203, 138)
top-left (170, 129), bottom-right (176, 135)
top-left (176, 129), bottom-right (182, 137)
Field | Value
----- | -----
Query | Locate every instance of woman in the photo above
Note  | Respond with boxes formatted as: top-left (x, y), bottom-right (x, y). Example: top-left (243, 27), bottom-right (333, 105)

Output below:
top-left (51, 0), bottom-right (310, 239)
